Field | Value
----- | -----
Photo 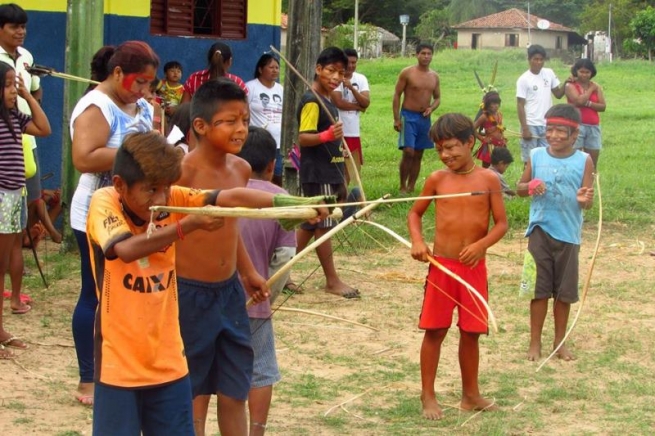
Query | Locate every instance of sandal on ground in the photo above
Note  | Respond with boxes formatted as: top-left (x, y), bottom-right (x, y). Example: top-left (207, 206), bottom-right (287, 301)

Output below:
top-left (0, 345), bottom-right (14, 360)
top-left (2, 290), bottom-right (32, 305)
top-left (11, 303), bottom-right (32, 315)
top-left (284, 281), bottom-right (304, 295)
top-left (0, 336), bottom-right (28, 350)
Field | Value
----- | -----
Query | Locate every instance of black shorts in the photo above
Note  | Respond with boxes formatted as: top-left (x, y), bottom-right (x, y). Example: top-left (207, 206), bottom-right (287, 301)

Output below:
top-left (528, 226), bottom-right (579, 303)
top-left (300, 182), bottom-right (347, 230)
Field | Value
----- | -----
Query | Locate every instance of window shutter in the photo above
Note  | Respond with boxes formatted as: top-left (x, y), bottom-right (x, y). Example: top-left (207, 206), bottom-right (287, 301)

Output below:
top-left (165, 0), bottom-right (194, 36)
top-left (218, 0), bottom-right (247, 39)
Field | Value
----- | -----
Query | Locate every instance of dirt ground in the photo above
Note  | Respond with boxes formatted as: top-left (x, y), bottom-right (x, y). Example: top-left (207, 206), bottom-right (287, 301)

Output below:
top-left (1, 223), bottom-right (654, 435)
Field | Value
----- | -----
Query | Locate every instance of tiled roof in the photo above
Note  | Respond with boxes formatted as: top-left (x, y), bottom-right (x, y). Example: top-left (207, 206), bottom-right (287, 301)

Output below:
top-left (453, 8), bottom-right (572, 32)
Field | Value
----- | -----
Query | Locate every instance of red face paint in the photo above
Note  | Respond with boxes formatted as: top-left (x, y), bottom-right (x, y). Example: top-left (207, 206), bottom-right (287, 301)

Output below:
top-left (122, 73), bottom-right (154, 90)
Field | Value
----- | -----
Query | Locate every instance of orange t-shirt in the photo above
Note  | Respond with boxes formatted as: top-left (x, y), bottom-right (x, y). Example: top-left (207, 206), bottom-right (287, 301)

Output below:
top-left (87, 186), bottom-right (217, 388)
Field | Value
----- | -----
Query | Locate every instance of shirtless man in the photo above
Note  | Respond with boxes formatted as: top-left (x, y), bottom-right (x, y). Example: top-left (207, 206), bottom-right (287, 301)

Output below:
top-left (393, 43), bottom-right (440, 194)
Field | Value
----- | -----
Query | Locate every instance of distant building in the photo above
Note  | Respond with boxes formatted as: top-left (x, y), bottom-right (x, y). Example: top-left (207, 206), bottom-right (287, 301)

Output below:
top-left (453, 8), bottom-right (586, 56)
top-left (584, 31), bottom-right (612, 62)
top-left (327, 24), bottom-right (400, 58)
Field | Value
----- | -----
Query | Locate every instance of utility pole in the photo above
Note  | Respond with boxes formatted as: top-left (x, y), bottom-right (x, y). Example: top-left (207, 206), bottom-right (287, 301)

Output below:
top-left (60, 0), bottom-right (104, 250)
top-left (281, 0), bottom-right (322, 195)
top-left (354, 0), bottom-right (359, 51)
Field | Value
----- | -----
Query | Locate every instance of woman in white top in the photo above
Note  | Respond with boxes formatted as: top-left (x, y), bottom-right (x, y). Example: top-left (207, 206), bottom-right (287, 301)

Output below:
top-left (69, 41), bottom-right (159, 406)
top-left (246, 54), bottom-right (284, 186)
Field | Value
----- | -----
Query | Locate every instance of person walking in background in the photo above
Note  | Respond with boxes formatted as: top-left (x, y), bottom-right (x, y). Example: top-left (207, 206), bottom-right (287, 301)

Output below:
top-left (69, 41), bottom-right (159, 406)
top-left (516, 44), bottom-right (566, 166)
top-left (181, 41), bottom-right (247, 103)
top-left (565, 58), bottom-right (605, 168)
top-left (332, 48), bottom-right (370, 183)
top-left (246, 54), bottom-right (284, 186)
top-left (393, 43), bottom-right (440, 195)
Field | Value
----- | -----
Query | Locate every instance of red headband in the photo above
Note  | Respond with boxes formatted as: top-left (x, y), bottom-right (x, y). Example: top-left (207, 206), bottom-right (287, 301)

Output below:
top-left (546, 117), bottom-right (579, 129)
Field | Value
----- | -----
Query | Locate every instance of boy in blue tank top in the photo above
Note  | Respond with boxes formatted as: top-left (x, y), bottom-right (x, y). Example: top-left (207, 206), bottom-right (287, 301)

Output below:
top-left (517, 104), bottom-right (595, 362)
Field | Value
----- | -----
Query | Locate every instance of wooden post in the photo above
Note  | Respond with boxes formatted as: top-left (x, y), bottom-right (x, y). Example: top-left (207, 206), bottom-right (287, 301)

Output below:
top-left (281, 0), bottom-right (322, 195)
top-left (60, 0), bottom-right (104, 251)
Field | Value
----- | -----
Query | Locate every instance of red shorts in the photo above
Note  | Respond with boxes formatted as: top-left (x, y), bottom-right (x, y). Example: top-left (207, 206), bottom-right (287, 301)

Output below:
top-left (419, 257), bottom-right (488, 333)
top-left (344, 137), bottom-right (363, 165)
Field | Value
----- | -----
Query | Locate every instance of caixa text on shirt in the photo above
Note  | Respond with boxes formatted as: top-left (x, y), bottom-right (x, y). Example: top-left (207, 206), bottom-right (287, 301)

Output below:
top-left (123, 270), bottom-right (174, 293)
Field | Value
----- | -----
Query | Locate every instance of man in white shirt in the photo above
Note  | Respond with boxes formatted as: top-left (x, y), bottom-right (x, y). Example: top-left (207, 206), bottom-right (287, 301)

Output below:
top-left (516, 44), bottom-right (565, 165)
top-left (332, 48), bottom-right (370, 181)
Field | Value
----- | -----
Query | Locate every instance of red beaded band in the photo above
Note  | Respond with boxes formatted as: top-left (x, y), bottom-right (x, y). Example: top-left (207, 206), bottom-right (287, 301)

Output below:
top-left (545, 117), bottom-right (579, 129)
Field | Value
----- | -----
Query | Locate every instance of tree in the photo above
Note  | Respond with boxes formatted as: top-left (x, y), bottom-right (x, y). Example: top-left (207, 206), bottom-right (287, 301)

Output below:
top-left (449, 0), bottom-right (498, 24)
top-left (630, 6), bottom-right (655, 60)
top-left (415, 9), bottom-right (453, 49)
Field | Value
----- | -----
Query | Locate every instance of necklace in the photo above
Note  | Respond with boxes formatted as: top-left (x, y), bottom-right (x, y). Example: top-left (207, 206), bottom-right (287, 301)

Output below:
top-left (452, 164), bottom-right (476, 175)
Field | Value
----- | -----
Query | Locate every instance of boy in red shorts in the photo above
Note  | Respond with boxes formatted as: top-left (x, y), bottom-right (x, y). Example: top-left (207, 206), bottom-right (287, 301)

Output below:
top-left (408, 113), bottom-right (507, 420)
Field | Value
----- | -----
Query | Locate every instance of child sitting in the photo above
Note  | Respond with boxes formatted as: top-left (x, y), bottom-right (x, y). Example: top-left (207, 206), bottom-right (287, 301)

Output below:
top-left (489, 147), bottom-right (516, 198)
top-left (157, 60), bottom-right (184, 117)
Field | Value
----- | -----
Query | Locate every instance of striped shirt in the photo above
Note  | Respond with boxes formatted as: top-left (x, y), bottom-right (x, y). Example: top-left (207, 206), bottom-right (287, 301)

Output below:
top-left (0, 110), bottom-right (31, 190)
top-left (182, 69), bottom-right (248, 96)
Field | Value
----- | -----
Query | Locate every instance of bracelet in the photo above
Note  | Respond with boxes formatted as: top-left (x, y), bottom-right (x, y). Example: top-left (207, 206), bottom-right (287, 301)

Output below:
top-left (585, 101), bottom-right (592, 107)
top-left (176, 220), bottom-right (185, 240)
top-left (317, 126), bottom-right (336, 143)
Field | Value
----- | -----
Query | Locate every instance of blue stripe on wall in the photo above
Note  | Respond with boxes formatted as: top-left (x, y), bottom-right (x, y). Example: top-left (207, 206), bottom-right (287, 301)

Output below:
top-left (23, 11), bottom-right (280, 189)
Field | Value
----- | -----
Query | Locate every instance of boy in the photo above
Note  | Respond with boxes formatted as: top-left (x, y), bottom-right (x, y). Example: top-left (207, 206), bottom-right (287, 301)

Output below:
top-left (175, 79), bottom-right (328, 435)
top-left (393, 43), bottom-right (440, 194)
top-left (408, 113), bottom-right (507, 420)
top-left (237, 126), bottom-right (296, 435)
top-left (295, 46), bottom-right (358, 299)
top-left (517, 104), bottom-right (594, 362)
top-left (86, 131), bottom-right (322, 435)
top-left (516, 44), bottom-right (566, 165)
top-left (157, 60), bottom-right (184, 116)
top-left (489, 147), bottom-right (516, 198)
top-left (331, 48), bottom-right (370, 179)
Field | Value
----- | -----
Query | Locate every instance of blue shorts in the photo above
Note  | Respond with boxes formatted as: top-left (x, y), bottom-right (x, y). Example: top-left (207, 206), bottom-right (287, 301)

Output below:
top-left (178, 274), bottom-right (253, 401)
top-left (574, 124), bottom-right (602, 151)
top-left (520, 125), bottom-right (548, 162)
top-left (398, 109), bottom-right (433, 151)
top-left (92, 376), bottom-right (194, 436)
top-left (274, 148), bottom-right (283, 177)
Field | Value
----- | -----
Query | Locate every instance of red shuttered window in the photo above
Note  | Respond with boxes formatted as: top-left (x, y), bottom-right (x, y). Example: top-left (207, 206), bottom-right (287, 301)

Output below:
top-left (150, 0), bottom-right (247, 39)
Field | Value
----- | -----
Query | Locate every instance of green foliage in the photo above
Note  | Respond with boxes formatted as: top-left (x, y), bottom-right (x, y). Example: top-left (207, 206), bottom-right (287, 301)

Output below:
top-left (449, 0), bottom-right (498, 24)
top-left (324, 19), bottom-right (380, 56)
top-left (630, 6), bottom-right (655, 60)
top-left (415, 8), bottom-right (455, 50)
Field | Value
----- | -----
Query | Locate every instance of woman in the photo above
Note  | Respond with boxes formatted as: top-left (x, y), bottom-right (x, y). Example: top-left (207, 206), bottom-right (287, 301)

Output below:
top-left (69, 41), bottom-right (159, 406)
top-left (565, 58), bottom-right (606, 168)
top-left (180, 41), bottom-right (247, 103)
top-left (246, 54), bottom-right (284, 185)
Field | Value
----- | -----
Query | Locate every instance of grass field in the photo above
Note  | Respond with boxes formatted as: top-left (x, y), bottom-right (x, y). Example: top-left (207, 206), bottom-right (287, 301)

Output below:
top-left (1, 49), bottom-right (654, 435)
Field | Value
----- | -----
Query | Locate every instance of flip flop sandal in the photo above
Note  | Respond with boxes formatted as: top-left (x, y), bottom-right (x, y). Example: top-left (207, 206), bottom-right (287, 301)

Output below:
top-left (3, 290), bottom-right (33, 305)
top-left (0, 336), bottom-right (28, 350)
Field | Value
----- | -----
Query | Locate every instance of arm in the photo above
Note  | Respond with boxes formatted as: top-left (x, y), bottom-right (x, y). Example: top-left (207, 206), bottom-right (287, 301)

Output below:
top-left (590, 84), bottom-right (606, 112)
top-left (516, 97), bottom-right (532, 140)
top-left (31, 87), bottom-right (43, 104)
top-left (71, 105), bottom-right (114, 173)
top-left (423, 74), bottom-right (441, 117)
top-left (237, 234), bottom-right (269, 302)
top-left (20, 79), bottom-right (51, 137)
top-left (516, 159), bottom-right (534, 197)
top-left (473, 113), bottom-right (487, 143)
top-left (181, 90), bottom-right (192, 104)
top-left (565, 82), bottom-right (597, 107)
top-left (297, 101), bottom-right (343, 147)
top-left (551, 78), bottom-right (566, 99)
top-left (392, 70), bottom-right (407, 132)
top-left (459, 176), bottom-right (508, 266)
top-left (577, 156), bottom-right (595, 210)
top-left (331, 89), bottom-right (368, 112)
top-left (407, 176), bottom-right (436, 262)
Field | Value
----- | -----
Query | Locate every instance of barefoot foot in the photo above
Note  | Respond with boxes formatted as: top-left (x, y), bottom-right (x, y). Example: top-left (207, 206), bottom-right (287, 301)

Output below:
top-left (421, 394), bottom-right (443, 420)
top-left (527, 342), bottom-right (541, 361)
top-left (76, 382), bottom-right (94, 406)
top-left (555, 345), bottom-right (575, 361)
top-left (461, 395), bottom-right (498, 412)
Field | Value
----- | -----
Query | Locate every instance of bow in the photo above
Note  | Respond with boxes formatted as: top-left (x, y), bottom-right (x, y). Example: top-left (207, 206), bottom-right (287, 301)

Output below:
top-left (536, 173), bottom-right (602, 371)
top-left (269, 45), bottom-right (367, 203)
top-left (356, 220), bottom-right (499, 333)
top-left (26, 64), bottom-right (99, 85)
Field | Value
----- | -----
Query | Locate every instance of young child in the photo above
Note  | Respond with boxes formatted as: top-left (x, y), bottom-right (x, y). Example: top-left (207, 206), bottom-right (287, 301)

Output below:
top-left (157, 60), bottom-right (184, 116)
top-left (175, 79), bottom-right (328, 436)
top-left (0, 63), bottom-right (51, 358)
top-left (517, 104), bottom-right (594, 362)
top-left (474, 91), bottom-right (507, 168)
top-left (408, 113), bottom-right (507, 420)
top-left (295, 46), bottom-right (359, 299)
top-left (237, 126), bottom-right (296, 435)
top-left (489, 147), bottom-right (516, 198)
top-left (86, 131), bottom-right (324, 435)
